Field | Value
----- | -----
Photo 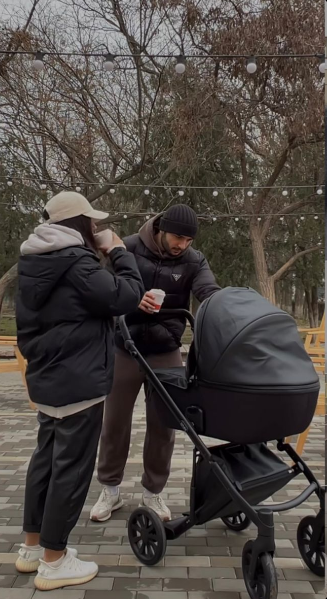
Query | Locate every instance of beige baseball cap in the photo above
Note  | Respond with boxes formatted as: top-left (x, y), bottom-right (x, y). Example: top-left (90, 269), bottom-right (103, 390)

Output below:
top-left (45, 191), bottom-right (109, 223)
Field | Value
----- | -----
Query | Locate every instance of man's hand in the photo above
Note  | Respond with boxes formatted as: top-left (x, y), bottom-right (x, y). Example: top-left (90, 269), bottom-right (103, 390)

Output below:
top-left (139, 291), bottom-right (157, 313)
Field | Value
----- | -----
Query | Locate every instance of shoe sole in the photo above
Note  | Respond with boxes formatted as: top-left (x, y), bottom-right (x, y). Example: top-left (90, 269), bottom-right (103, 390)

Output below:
top-left (90, 498), bottom-right (124, 522)
top-left (139, 503), bottom-right (171, 522)
top-left (34, 569), bottom-right (98, 591)
top-left (16, 557), bottom-right (40, 573)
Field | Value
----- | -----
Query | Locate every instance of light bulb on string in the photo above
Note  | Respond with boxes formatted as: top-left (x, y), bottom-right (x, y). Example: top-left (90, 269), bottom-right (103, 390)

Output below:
top-left (103, 53), bottom-right (115, 72)
top-left (40, 183), bottom-right (47, 190)
top-left (75, 186), bottom-right (81, 192)
top-left (257, 217), bottom-right (262, 221)
top-left (123, 214), bottom-right (128, 219)
top-left (212, 217), bottom-right (217, 222)
top-left (212, 190), bottom-right (218, 197)
top-left (314, 215), bottom-right (319, 220)
top-left (246, 56), bottom-right (257, 74)
top-left (282, 190), bottom-right (288, 197)
top-left (175, 54), bottom-right (186, 74)
top-left (317, 187), bottom-right (323, 195)
top-left (145, 215), bottom-right (150, 220)
top-left (7, 179), bottom-right (13, 187)
top-left (32, 51), bottom-right (45, 72)
top-left (235, 217), bottom-right (239, 222)
top-left (300, 216), bottom-right (305, 221)
top-left (279, 217), bottom-right (284, 222)
top-left (318, 56), bottom-right (326, 74)
top-left (178, 189), bottom-right (185, 197)
top-left (109, 188), bottom-right (115, 194)
top-left (144, 188), bottom-right (150, 195)
top-left (247, 190), bottom-right (253, 197)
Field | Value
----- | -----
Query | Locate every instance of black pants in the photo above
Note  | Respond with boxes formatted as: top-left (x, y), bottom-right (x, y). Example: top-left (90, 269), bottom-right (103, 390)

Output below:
top-left (23, 403), bottom-right (104, 551)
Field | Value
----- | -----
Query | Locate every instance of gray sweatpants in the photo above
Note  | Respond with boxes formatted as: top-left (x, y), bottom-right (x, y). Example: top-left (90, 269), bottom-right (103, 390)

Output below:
top-left (97, 348), bottom-right (182, 494)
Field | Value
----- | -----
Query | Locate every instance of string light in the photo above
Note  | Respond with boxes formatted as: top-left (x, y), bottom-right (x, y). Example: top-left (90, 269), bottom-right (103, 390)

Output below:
top-left (40, 183), bottom-right (47, 190)
top-left (300, 216), bottom-right (305, 220)
top-left (103, 53), bottom-right (115, 72)
top-left (31, 51), bottom-right (45, 72)
top-left (145, 215), bottom-right (150, 220)
top-left (175, 55), bottom-right (186, 74)
top-left (123, 214), bottom-right (128, 219)
top-left (246, 56), bottom-right (257, 74)
top-left (7, 179), bottom-right (13, 187)
top-left (235, 217), bottom-right (239, 222)
top-left (257, 217), bottom-right (262, 221)
top-left (76, 185), bottom-right (81, 192)
top-left (319, 57), bottom-right (326, 74)
top-left (178, 190), bottom-right (185, 197)
top-left (314, 215), bottom-right (319, 219)
top-left (282, 190), bottom-right (288, 196)
top-left (0, 176), bottom-right (323, 193)
top-left (247, 190), bottom-right (253, 197)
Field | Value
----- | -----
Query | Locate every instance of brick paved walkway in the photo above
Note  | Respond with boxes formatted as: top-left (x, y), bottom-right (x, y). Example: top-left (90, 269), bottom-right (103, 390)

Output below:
top-left (0, 371), bottom-right (324, 599)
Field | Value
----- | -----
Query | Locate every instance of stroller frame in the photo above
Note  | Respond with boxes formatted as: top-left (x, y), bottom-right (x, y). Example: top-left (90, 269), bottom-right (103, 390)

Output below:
top-left (119, 310), bottom-right (325, 599)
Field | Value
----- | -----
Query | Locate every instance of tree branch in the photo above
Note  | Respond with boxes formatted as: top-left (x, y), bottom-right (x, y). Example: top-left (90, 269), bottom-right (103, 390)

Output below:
top-left (271, 246), bottom-right (321, 283)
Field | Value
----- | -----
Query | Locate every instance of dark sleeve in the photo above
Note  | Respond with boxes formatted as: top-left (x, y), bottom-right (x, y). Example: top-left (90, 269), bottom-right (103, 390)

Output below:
top-left (68, 248), bottom-right (144, 318)
top-left (191, 253), bottom-right (221, 302)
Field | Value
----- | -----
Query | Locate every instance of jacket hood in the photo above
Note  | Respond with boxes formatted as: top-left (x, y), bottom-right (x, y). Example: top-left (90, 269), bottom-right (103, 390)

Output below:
top-left (138, 215), bottom-right (190, 260)
top-left (21, 223), bottom-right (84, 255)
top-left (18, 223), bottom-right (87, 310)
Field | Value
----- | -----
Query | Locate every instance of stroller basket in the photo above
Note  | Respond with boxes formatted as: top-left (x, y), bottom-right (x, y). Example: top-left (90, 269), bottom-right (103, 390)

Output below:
top-left (193, 443), bottom-right (296, 525)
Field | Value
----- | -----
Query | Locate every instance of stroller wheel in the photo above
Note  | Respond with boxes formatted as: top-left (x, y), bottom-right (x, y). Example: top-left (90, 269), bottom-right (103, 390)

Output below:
top-left (222, 512), bottom-right (251, 532)
top-left (242, 540), bottom-right (278, 599)
top-left (297, 515), bottom-right (325, 577)
top-left (128, 507), bottom-right (167, 566)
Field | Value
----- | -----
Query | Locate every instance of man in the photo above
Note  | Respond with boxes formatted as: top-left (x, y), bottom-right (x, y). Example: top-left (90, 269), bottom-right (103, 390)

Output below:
top-left (90, 204), bottom-right (220, 522)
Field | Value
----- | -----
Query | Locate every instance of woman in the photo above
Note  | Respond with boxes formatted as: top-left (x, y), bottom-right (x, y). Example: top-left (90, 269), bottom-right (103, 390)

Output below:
top-left (15, 191), bottom-right (144, 591)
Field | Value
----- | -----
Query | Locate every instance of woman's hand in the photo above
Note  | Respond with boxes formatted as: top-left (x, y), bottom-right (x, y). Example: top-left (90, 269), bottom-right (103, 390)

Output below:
top-left (95, 230), bottom-right (126, 255)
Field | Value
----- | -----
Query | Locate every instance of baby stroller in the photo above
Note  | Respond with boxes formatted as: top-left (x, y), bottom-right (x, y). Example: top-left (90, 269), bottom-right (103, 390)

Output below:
top-left (118, 287), bottom-right (325, 599)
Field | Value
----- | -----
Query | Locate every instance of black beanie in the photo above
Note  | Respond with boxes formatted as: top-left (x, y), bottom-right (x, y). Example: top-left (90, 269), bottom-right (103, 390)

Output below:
top-left (159, 204), bottom-right (198, 238)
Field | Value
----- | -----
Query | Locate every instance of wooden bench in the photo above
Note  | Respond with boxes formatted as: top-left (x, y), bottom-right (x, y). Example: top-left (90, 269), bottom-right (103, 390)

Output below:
top-left (0, 336), bottom-right (36, 410)
top-left (298, 314), bottom-right (325, 374)
top-left (286, 392), bottom-right (325, 456)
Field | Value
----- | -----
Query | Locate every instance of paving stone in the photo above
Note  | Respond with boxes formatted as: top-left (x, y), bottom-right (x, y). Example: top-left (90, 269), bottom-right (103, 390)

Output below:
top-left (33, 592), bottom-right (85, 599)
top-left (140, 567), bottom-right (187, 579)
top-left (86, 593), bottom-right (136, 599)
top-left (97, 567), bottom-right (140, 578)
top-left (113, 579), bottom-right (162, 591)
top-left (0, 592), bottom-right (34, 599)
top-left (135, 594), bottom-right (187, 599)
top-left (189, 568), bottom-right (236, 579)
top-left (163, 578), bottom-right (212, 591)
top-left (69, 578), bottom-right (114, 590)
top-left (165, 557), bottom-right (210, 567)
top-left (0, 577), bottom-right (16, 589)
top-left (188, 594), bottom-right (240, 599)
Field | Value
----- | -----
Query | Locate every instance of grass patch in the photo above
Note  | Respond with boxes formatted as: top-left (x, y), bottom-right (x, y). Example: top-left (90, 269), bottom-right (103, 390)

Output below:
top-left (0, 316), bottom-right (17, 336)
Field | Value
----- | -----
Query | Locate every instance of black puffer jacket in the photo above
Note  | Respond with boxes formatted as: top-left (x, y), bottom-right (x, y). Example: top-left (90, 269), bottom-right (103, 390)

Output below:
top-left (115, 217), bottom-right (220, 355)
top-left (16, 224), bottom-right (144, 407)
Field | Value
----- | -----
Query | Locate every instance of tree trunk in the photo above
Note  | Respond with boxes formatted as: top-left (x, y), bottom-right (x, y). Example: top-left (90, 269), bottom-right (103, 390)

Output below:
top-left (0, 264), bottom-right (18, 317)
top-left (250, 225), bottom-right (276, 304)
top-left (304, 288), bottom-right (315, 328)
top-left (293, 286), bottom-right (304, 319)
top-left (311, 285), bottom-right (319, 327)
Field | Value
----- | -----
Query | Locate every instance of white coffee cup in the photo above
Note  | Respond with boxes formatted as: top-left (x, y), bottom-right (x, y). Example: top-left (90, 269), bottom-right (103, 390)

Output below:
top-left (150, 289), bottom-right (166, 312)
top-left (94, 229), bottom-right (113, 248)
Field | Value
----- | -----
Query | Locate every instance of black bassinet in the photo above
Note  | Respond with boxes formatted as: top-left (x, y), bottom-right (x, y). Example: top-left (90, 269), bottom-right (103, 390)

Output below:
top-left (148, 287), bottom-right (320, 444)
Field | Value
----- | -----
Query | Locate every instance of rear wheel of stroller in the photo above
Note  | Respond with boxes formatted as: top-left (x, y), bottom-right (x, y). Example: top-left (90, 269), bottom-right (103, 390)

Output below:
top-left (242, 540), bottom-right (278, 599)
top-left (297, 515), bottom-right (325, 577)
top-left (128, 507), bottom-right (167, 566)
top-left (222, 512), bottom-right (251, 532)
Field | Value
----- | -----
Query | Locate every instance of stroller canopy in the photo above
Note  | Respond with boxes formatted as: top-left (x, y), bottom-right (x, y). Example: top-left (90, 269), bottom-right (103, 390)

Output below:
top-left (194, 287), bottom-right (319, 390)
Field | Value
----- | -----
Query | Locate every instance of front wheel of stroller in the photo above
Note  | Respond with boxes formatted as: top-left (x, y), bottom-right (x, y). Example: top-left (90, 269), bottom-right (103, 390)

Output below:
top-left (222, 512), bottom-right (251, 532)
top-left (297, 515), bottom-right (325, 577)
top-left (242, 540), bottom-right (278, 599)
top-left (128, 507), bottom-right (167, 566)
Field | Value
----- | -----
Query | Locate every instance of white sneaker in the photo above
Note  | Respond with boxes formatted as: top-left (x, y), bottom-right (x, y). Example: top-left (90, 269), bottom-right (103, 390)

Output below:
top-left (34, 551), bottom-right (98, 591)
top-left (90, 487), bottom-right (124, 522)
top-left (16, 545), bottom-right (78, 574)
top-left (141, 494), bottom-right (171, 521)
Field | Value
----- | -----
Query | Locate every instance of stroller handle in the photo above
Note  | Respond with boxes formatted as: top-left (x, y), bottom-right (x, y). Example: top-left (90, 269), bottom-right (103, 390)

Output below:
top-left (118, 309), bottom-right (195, 346)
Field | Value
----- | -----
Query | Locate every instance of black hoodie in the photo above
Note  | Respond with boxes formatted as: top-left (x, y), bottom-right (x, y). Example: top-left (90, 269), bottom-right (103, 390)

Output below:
top-left (16, 223), bottom-right (144, 407)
